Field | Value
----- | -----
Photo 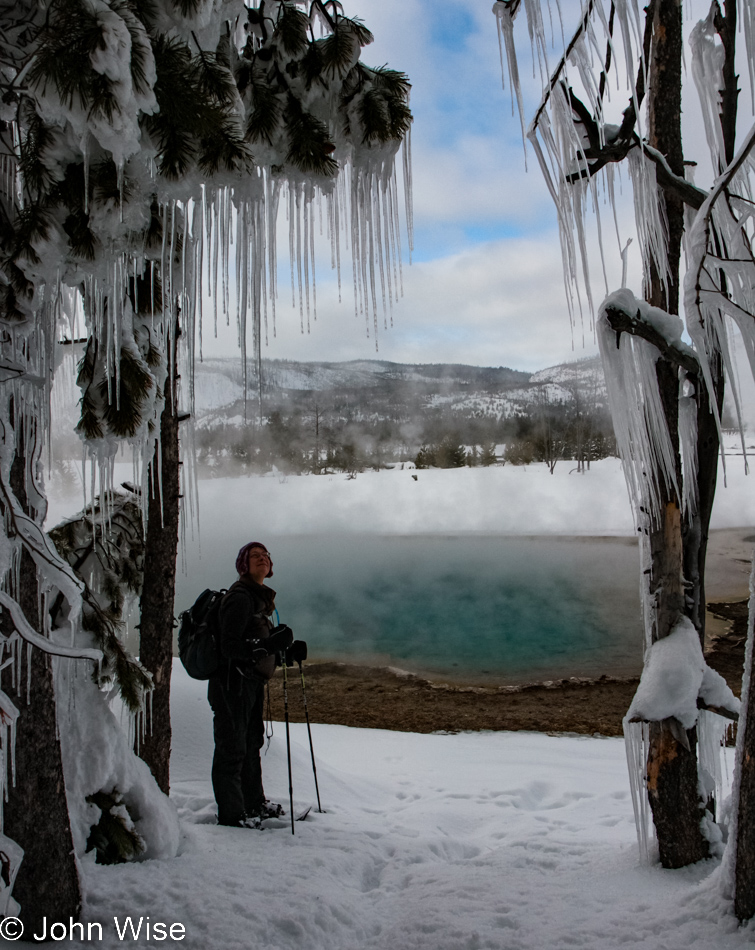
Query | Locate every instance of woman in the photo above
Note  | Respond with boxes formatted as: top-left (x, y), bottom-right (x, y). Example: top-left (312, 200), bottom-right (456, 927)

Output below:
top-left (208, 541), bottom-right (294, 828)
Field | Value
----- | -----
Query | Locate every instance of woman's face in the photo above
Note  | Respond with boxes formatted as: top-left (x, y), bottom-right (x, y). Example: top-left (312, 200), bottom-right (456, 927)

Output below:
top-left (246, 546), bottom-right (271, 584)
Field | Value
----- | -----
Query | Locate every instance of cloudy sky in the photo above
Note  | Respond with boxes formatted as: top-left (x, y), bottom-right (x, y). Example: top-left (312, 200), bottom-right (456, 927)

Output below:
top-left (198, 0), bottom-right (730, 374)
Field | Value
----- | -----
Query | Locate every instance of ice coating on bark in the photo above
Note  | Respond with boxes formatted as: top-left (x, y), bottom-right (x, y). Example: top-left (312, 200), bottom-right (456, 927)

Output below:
top-left (597, 290), bottom-right (684, 524)
top-left (678, 388), bottom-right (699, 520)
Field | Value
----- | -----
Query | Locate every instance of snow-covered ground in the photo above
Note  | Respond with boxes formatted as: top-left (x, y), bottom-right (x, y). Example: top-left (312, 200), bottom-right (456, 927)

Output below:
top-left (29, 451), bottom-right (755, 948)
top-left (8, 663), bottom-right (748, 950)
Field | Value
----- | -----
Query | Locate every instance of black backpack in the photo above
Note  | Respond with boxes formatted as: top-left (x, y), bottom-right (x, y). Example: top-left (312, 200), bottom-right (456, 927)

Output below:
top-left (178, 588), bottom-right (226, 680)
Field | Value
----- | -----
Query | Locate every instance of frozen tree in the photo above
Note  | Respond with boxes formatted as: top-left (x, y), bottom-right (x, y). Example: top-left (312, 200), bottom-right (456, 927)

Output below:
top-left (1, 0), bottom-right (411, 923)
top-left (494, 0), bottom-right (750, 876)
top-left (47, 489), bottom-right (150, 714)
top-left (47, 490), bottom-right (179, 867)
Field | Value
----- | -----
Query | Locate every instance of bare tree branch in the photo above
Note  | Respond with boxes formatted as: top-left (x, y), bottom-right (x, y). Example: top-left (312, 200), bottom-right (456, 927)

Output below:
top-left (602, 302), bottom-right (701, 376)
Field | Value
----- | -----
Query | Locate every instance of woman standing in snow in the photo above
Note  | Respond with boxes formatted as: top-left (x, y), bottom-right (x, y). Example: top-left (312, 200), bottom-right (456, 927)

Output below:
top-left (209, 541), bottom-right (303, 828)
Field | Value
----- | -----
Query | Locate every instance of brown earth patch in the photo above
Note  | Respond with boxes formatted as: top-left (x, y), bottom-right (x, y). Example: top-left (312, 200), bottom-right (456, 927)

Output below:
top-left (268, 601), bottom-right (747, 737)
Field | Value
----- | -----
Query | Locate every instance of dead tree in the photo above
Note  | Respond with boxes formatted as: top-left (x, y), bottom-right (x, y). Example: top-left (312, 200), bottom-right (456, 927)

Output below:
top-left (495, 0), bottom-right (750, 871)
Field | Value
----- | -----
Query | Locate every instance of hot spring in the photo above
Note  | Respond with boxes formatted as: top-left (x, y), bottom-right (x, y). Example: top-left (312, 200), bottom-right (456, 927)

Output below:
top-left (175, 533), bottom-right (644, 684)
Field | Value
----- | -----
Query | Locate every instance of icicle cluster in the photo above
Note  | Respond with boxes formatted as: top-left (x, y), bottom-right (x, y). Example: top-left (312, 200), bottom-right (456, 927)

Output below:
top-left (623, 720), bottom-right (652, 862)
top-left (596, 289), bottom-right (687, 527)
top-left (494, 0), bottom-right (670, 321)
top-left (0, 0), bottom-right (413, 861)
top-left (683, 130), bottom-right (755, 460)
top-left (0, 0), bottom-right (414, 553)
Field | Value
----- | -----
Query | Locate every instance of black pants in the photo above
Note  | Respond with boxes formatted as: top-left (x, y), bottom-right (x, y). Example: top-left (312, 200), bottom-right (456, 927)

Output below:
top-left (208, 674), bottom-right (266, 825)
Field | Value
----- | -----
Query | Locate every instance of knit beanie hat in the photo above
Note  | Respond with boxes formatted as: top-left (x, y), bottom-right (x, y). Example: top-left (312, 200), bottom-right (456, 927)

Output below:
top-left (236, 541), bottom-right (273, 578)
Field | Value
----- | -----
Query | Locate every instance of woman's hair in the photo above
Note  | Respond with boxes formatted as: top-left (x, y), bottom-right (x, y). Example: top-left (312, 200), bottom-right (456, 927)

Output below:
top-left (235, 541), bottom-right (273, 578)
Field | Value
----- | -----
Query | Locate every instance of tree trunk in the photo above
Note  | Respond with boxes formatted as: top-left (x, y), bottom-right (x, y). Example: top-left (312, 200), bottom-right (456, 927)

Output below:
top-left (735, 608), bottom-right (755, 919)
top-left (682, 357), bottom-right (724, 645)
top-left (647, 719), bottom-right (707, 868)
top-left (136, 333), bottom-right (181, 795)
top-left (1, 421), bottom-right (81, 932)
top-left (641, 0), bottom-right (709, 868)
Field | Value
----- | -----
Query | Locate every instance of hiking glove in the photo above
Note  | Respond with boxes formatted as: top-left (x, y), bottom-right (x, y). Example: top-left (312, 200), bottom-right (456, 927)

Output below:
top-left (265, 624), bottom-right (294, 655)
top-left (285, 640), bottom-right (308, 666)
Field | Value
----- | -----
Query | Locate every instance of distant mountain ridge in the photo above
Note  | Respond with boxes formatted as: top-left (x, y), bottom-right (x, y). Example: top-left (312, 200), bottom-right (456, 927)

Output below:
top-left (193, 356), bottom-right (603, 415)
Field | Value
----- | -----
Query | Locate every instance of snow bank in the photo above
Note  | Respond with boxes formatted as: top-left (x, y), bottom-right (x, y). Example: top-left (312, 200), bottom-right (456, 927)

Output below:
top-left (56, 647), bottom-right (179, 863)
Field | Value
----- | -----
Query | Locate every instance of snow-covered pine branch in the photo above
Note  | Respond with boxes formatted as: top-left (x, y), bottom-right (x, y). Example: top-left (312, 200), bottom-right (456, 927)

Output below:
top-left (48, 490), bottom-right (151, 714)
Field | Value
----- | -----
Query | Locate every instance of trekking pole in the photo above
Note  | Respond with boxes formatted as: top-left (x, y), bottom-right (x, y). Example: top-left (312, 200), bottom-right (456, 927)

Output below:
top-left (281, 656), bottom-right (295, 835)
top-left (298, 661), bottom-right (323, 813)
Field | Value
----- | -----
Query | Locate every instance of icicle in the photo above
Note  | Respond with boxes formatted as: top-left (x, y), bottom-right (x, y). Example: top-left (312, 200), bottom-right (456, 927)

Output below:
top-left (373, 174), bottom-right (387, 325)
top-left (303, 186), bottom-right (311, 332)
top-left (212, 193), bottom-right (219, 337)
top-left (624, 718), bottom-right (652, 863)
top-left (597, 290), bottom-right (683, 525)
top-left (689, 10), bottom-right (727, 173)
top-left (83, 135), bottom-right (90, 215)
top-left (678, 384), bottom-right (699, 518)
top-left (295, 185), bottom-right (305, 331)
top-left (627, 149), bottom-right (670, 301)
top-left (402, 127), bottom-right (414, 260)
top-left (698, 709), bottom-right (730, 812)
top-left (741, 0), bottom-right (755, 109)
top-left (494, 0), bottom-right (528, 162)
top-left (288, 185), bottom-right (297, 312)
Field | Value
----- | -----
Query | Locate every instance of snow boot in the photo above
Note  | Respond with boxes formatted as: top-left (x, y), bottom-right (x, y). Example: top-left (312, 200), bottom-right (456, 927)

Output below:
top-left (253, 800), bottom-right (285, 820)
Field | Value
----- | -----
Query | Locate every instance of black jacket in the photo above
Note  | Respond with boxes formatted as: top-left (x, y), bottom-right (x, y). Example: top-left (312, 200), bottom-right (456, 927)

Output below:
top-left (217, 577), bottom-right (277, 682)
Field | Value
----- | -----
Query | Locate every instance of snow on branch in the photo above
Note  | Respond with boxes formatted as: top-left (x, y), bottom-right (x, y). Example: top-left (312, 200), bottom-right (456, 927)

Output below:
top-left (626, 616), bottom-right (739, 730)
top-left (600, 289), bottom-right (700, 376)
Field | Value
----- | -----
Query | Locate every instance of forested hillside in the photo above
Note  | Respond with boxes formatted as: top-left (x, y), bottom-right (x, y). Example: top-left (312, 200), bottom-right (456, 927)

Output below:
top-left (188, 356), bottom-right (617, 474)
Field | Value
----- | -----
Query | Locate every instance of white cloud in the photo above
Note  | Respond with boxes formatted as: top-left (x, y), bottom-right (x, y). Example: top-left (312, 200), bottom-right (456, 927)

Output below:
top-left (194, 0), bottom-right (745, 379)
top-left (199, 235), bottom-right (603, 372)
top-left (411, 134), bottom-right (553, 227)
